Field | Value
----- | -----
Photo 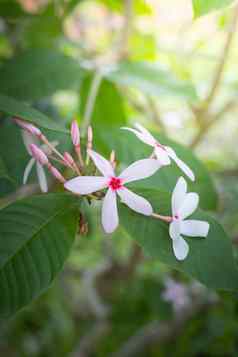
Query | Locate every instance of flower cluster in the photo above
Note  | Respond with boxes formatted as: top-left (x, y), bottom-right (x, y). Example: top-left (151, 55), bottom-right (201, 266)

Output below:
top-left (14, 118), bottom-right (210, 261)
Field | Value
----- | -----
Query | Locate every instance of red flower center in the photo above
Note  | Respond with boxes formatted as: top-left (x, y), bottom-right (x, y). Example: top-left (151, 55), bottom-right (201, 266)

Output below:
top-left (108, 177), bottom-right (123, 191)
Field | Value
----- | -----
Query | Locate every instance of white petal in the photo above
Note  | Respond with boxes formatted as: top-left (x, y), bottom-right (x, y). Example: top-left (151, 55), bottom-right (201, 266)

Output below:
top-left (21, 130), bottom-right (39, 154)
top-left (154, 146), bottom-right (171, 166)
top-left (117, 187), bottom-right (153, 215)
top-left (119, 159), bottom-right (160, 184)
top-left (64, 176), bottom-right (108, 195)
top-left (172, 236), bottom-right (189, 261)
top-left (121, 127), bottom-right (155, 147)
top-left (180, 220), bottom-right (210, 237)
top-left (169, 221), bottom-right (181, 240)
top-left (23, 158), bottom-right (35, 184)
top-left (134, 123), bottom-right (157, 145)
top-left (171, 177), bottom-right (187, 216)
top-left (102, 189), bottom-right (119, 233)
top-left (178, 193), bottom-right (199, 220)
top-left (166, 147), bottom-right (195, 181)
top-left (88, 149), bottom-right (114, 177)
top-left (36, 162), bottom-right (48, 193)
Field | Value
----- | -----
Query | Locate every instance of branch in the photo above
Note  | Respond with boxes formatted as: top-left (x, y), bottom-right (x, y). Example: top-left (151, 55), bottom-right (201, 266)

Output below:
top-left (80, 0), bottom-right (133, 133)
top-left (190, 98), bottom-right (238, 148)
top-left (71, 321), bottom-right (110, 357)
top-left (116, 0), bottom-right (134, 60)
top-left (111, 294), bottom-right (217, 357)
top-left (190, 5), bottom-right (238, 148)
top-left (203, 4), bottom-right (238, 111)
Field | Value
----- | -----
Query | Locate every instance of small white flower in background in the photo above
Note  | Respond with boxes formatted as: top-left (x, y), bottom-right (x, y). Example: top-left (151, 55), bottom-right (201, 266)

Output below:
top-left (162, 278), bottom-right (190, 313)
top-left (64, 149), bottom-right (160, 234)
top-left (22, 130), bottom-right (58, 193)
top-left (169, 177), bottom-right (210, 261)
top-left (121, 123), bottom-right (195, 181)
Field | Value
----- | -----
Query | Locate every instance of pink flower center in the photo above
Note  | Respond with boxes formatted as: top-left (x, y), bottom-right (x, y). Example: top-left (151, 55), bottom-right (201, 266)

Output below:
top-left (173, 214), bottom-right (179, 221)
top-left (108, 177), bottom-right (123, 191)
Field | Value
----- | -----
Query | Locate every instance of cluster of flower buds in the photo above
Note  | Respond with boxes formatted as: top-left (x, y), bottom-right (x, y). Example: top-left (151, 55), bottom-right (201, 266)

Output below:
top-left (14, 118), bottom-right (210, 261)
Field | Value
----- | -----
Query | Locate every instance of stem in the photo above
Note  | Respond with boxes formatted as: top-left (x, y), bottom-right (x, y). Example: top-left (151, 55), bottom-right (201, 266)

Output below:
top-left (117, 0), bottom-right (134, 60)
top-left (81, 69), bottom-right (104, 137)
top-left (204, 5), bottom-right (238, 110)
top-left (80, 0), bottom-right (133, 135)
top-left (151, 213), bottom-right (172, 223)
top-left (40, 134), bottom-right (65, 161)
top-left (190, 5), bottom-right (238, 148)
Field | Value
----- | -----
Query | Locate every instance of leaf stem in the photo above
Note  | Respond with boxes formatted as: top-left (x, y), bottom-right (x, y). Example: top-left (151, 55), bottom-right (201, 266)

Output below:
top-left (81, 69), bottom-right (104, 137)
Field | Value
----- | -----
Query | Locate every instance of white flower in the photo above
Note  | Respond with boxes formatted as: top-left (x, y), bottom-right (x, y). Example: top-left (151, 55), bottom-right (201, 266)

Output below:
top-left (64, 149), bottom-right (160, 234)
top-left (169, 177), bottom-right (209, 261)
top-left (22, 130), bottom-right (58, 193)
top-left (122, 123), bottom-right (195, 181)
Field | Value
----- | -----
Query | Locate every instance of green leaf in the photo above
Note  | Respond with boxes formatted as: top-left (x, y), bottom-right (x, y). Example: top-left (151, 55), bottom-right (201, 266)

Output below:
top-left (0, 49), bottom-right (84, 101)
top-left (0, 193), bottom-right (78, 317)
top-left (106, 61), bottom-right (197, 101)
top-left (0, 0), bottom-right (29, 19)
top-left (80, 75), bottom-right (127, 126)
top-left (22, 4), bottom-right (62, 48)
top-left (0, 156), bottom-right (10, 180)
top-left (120, 188), bottom-right (238, 291)
top-left (192, 0), bottom-right (234, 17)
top-left (0, 95), bottom-right (68, 133)
top-left (94, 127), bottom-right (218, 211)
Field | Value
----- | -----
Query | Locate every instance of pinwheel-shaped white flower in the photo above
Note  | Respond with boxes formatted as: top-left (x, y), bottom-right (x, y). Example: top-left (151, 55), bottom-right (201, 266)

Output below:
top-left (64, 150), bottom-right (160, 233)
top-left (169, 177), bottom-right (209, 261)
top-left (122, 123), bottom-right (195, 181)
top-left (22, 130), bottom-right (58, 193)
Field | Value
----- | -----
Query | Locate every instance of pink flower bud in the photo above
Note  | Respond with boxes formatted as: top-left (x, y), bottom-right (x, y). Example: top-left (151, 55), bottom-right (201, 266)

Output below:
top-left (13, 118), bottom-right (41, 136)
top-left (64, 152), bottom-right (75, 166)
top-left (71, 120), bottom-right (80, 146)
top-left (29, 144), bottom-right (49, 165)
top-left (110, 150), bottom-right (115, 163)
top-left (87, 126), bottom-right (93, 144)
top-left (49, 166), bottom-right (66, 183)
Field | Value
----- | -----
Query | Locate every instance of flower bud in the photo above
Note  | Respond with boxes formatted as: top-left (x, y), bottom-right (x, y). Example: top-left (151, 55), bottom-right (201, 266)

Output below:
top-left (13, 118), bottom-right (41, 136)
top-left (29, 144), bottom-right (49, 165)
top-left (49, 166), bottom-right (66, 183)
top-left (64, 152), bottom-right (75, 167)
top-left (71, 120), bottom-right (80, 146)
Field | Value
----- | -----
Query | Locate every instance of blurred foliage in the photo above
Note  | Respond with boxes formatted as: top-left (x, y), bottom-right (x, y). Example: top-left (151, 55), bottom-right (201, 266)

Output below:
top-left (1, 0), bottom-right (238, 355)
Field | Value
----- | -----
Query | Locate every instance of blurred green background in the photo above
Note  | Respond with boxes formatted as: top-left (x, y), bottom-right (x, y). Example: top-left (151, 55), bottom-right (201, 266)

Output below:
top-left (1, 0), bottom-right (238, 356)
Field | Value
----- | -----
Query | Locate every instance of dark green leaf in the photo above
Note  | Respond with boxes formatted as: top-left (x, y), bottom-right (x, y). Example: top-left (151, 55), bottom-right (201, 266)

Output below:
top-left (0, 49), bottom-right (84, 101)
top-left (0, 0), bottom-right (29, 19)
top-left (192, 0), bottom-right (234, 17)
top-left (22, 4), bottom-right (62, 48)
top-left (120, 188), bottom-right (238, 291)
top-left (80, 76), bottom-right (127, 126)
top-left (106, 61), bottom-right (197, 101)
top-left (0, 193), bottom-right (78, 317)
top-left (94, 127), bottom-right (218, 211)
top-left (0, 95), bottom-right (68, 133)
